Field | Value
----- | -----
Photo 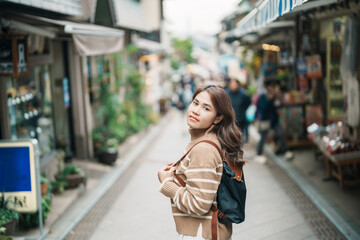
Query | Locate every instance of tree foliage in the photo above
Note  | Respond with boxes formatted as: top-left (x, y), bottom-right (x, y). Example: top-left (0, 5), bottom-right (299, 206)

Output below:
top-left (170, 38), bottom-right (194, 69)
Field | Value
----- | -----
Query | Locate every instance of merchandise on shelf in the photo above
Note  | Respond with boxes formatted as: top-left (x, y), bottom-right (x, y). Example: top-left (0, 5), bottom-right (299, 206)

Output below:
top-left (307, 122), bottom-right (360, 155)
top-left (283, 90), bottom-right (312, 105)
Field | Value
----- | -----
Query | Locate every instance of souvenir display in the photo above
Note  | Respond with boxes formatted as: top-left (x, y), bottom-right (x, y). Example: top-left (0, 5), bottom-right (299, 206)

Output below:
top-left (307, 122), bottom-right (360, 156)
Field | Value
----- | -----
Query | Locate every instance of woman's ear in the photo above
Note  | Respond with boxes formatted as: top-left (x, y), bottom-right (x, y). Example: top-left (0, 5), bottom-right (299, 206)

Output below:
top-left (213, 115), bottom-right (224, 125)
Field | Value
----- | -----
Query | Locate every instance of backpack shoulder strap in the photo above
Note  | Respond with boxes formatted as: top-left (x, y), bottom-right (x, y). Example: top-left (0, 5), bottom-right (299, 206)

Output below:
top-left (173, 140), bottom-right (222, 186)
top-left (224, 158), bottom-right (243, 182)
top-left (198, 140), bottom-right (223, 159)
top-left (202, 140), bottom-right (243, 182)
top-left (174, 140), bottom-right (223, 166)
top-left (175, 140), bottom-right (243, 182)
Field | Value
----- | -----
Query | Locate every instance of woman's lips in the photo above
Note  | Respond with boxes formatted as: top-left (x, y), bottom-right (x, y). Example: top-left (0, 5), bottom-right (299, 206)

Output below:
top-left (189, 115), bottom-right (199, 122)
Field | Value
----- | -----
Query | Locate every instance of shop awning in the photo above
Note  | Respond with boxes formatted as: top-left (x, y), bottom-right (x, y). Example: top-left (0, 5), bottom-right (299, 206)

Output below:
top-left (4, 13), bottom-right (125, 56)
top-left (133, 38), bottom-right (163, 53)
top-left (237, 0), bottom-right (343, 37)
top-left (291, 0), bottom-right (337, 13)
top-left (237, 0), bottom-right (339, 37)
top-left (237, 0), bottom-right (307, 36)
top-left (237, 8), bottom-right (258, 37)
top-left (31, 16), bottom-right (125, 56)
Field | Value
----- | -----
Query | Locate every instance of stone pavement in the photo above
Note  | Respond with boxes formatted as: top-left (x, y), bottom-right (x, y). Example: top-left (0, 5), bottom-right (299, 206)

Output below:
top-left (65, 109), bottom-right (319, 240)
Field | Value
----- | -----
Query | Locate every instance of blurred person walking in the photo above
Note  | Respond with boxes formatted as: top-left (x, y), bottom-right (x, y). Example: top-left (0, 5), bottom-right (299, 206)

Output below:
top-left (225, 77), bottom-right (251, 143)
top-left (254, 80), bottom-right (293, 164)
top-left (158, 85), bottom-right (245, 240)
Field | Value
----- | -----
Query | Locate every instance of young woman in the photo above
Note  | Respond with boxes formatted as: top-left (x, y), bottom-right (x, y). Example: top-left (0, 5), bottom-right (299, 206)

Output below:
top-left (158, 85), bottom-right (245, 240)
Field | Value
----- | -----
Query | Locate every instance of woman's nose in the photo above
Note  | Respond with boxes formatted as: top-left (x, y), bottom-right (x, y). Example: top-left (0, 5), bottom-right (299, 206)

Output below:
top-left (192, 106), bottom-right (200, 115)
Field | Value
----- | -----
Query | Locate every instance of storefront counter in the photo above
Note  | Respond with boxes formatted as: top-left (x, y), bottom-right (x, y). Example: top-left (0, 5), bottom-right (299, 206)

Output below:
top-left (308, 133), bottom-right (360, 189)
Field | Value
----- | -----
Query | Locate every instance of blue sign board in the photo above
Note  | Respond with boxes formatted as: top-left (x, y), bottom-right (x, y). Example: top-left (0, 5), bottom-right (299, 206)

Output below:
top-left (0, 147), bottom-right (31, 192)
top-left (0, 140), bottom-right (39, 213)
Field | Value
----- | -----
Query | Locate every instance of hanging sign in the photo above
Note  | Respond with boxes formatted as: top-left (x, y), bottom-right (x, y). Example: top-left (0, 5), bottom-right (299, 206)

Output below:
top-left (0, 35), bottom-right (29, 77)
top-left (0, 139), bottom-right (39, 213)
top-left (306, 55), bottom-right (322, 79)
top-left (297, 74), bottom-right (309, 91)
top-left (297, 57), bottom-right (307, 73)
top-left (63, 77), bottom-right (71, 108)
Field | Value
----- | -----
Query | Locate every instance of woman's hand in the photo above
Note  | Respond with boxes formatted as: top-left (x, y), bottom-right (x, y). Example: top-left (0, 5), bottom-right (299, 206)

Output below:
top-left (158, 165), bottom-right (176, 183)
top-left (166, 162), bottom-right (175, 167)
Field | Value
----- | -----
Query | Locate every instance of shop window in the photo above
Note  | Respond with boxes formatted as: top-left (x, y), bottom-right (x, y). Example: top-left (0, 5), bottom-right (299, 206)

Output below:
top-left (6, 65), bottom-right (55, 158)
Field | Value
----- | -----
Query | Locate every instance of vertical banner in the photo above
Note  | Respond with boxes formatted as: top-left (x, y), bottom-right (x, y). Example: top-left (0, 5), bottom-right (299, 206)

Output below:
top-left (17, 38), bottom-right (28, 74)
top-left (0, 35), bottom-right (29, 77)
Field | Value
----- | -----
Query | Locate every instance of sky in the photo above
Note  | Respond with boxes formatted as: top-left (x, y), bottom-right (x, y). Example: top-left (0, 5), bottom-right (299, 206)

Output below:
top-left (163, 0), bottom-right (239, 38)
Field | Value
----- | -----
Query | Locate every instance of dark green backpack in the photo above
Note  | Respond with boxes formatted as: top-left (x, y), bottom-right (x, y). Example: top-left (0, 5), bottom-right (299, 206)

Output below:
top-left (216, 159), bottom-right (246, 224)
top-left (198, 140), bottom-right (246, 224)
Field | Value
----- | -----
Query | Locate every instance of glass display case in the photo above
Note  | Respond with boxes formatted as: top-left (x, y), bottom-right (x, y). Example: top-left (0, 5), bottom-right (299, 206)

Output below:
top-left (6, 65), bottom-right (55, 158)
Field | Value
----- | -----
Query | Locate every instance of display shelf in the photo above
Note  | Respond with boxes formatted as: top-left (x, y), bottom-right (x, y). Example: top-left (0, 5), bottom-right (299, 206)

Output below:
top-left (281, 102), bottom-right (319, 148)
top-left (286, 139), bottom-right (313, 148)
top-left (326, 38), bottom-right (345, 120)
top-left (308, 133), bottom-right (360, 189)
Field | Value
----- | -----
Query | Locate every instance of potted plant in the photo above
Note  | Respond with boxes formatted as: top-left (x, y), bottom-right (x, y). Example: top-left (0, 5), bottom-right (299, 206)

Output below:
top-left (91, 49), bottom-right (154, 165)
top-left (55, 135), bottom-right (73, 163)
top-left (55, 164), bottom-right (87, 189)
top-left (98, 137), bottom-right (119, 165)
top-left (18, 192), bottom-right (52, 229)
top-left (0, 193), bottom-right (19, 238)
top-left (92, 126), bottom-right (119, 165)
top-left (40, 173), bottom-right (51, 196)
top-left (51, 177), bottom-right (67, 194)
top-left (91, 65), bottom-right (121, 165)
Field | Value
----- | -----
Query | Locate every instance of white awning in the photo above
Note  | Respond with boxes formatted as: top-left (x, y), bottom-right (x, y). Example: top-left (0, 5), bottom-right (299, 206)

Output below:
top-left (6, 14), bottom-right (125, 56)
top-left (32, 16), bottom-right (124, 56)
top-left (133, 38), bottom-right (163, 52)
top-left (72, 34), bottom-right (124, 56)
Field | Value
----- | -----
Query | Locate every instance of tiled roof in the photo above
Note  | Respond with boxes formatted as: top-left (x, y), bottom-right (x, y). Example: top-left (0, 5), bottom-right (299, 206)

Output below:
top-left (2, 0), bottom-right (83, 16)
top-left (112, 0), bottom-right (150, 32)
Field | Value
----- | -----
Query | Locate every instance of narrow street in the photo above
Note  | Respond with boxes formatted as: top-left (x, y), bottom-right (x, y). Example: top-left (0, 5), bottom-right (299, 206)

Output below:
top-left (65, 110), bottom-right (321, 240)
top-left (1, 1), bottom-right (360, 240)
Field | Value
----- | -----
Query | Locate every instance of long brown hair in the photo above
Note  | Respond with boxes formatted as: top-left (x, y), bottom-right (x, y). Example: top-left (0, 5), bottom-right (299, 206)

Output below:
top-left (192, 85), bottom-right (244, 166)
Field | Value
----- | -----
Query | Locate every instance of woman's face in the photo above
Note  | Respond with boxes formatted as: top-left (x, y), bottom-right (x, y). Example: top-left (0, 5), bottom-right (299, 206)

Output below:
top-left (187, 91), bottom-right (222, 129)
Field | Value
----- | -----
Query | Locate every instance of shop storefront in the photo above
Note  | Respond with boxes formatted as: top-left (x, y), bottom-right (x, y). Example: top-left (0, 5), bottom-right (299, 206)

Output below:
top-left (0, 34), bottom-right (61, 163)
top-left (237, 1), bottom-right (360, 237)
top-left (0, 13), bottom-right (125, 164)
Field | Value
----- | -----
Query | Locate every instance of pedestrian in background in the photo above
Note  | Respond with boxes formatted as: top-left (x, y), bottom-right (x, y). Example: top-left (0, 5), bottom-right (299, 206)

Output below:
top-left (261, 52), bottom-right (277, 82)
top-left (182, 83), bottom-right (194, 111)
top-left (254, 80), bottom-right (293, 164)
top-left (158, 85), bottom-right (245, 240)
top-left (226, 77), bottom-right (251, 143)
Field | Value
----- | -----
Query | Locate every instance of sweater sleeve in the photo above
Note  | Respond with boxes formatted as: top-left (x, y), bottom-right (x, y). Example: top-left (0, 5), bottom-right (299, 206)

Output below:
top-left (161, 143), bottom-right (223, 216)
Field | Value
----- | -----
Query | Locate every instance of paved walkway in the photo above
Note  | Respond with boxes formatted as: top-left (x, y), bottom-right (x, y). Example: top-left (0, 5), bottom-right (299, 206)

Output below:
top-left (83, 110), bottom-right (318, 240)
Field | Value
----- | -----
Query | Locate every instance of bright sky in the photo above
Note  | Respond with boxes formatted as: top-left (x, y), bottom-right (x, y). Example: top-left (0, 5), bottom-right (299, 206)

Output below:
top-left (163, 0), bottom-right (239, 37)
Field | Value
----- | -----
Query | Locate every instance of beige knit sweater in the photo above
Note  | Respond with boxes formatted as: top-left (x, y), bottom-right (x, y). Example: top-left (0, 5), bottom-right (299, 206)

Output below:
top-left (159, 126), bottom-right (232, 240)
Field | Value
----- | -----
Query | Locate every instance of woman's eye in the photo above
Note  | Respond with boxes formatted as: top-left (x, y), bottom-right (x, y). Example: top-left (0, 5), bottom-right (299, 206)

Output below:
top-left (193, 101), bottom-right (198, 105)
top-left (204, 107), bottom-right (210, 111)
